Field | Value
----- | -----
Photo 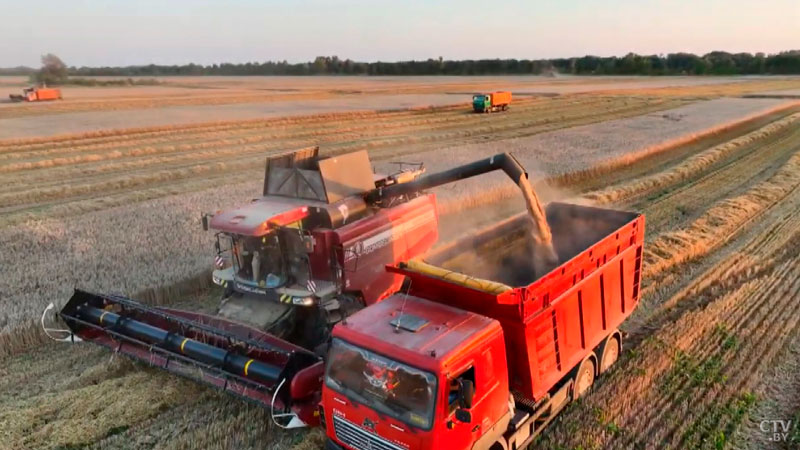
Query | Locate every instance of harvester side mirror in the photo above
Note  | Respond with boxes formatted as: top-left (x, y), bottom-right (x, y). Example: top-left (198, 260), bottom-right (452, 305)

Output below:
top-left (201, 214), bottom-right (210, 231)
top-left (455, 408), bottom-right (472, 424)
top-left (302, 236), bottom-right (315, 253)
top-left (458, 379), bottom-right (475, 409)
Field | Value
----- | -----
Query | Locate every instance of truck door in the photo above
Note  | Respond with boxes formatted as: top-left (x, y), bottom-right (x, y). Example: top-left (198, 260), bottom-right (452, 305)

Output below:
top-left (440, 333), bottom-right (508, 450)
top-left (444, 361), bottom-right (499, 448)
top-left (442, 365), bottom-right (478, 449)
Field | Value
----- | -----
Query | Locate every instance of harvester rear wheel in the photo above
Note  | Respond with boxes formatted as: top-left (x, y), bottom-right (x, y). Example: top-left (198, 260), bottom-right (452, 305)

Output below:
top-left (573, 357), bottom-right (596, 400)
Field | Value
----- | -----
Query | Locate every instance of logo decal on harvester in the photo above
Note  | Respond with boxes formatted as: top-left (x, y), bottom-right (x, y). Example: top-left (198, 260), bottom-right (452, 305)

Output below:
top-left (344, 210), bottom-right (435, 261)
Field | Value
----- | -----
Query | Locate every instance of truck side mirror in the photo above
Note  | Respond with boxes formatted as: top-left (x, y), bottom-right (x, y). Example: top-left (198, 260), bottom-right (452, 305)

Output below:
top-left (455, 408), bottom-right (472, 424)
top-left (458, 379), bottom-right (475, 409)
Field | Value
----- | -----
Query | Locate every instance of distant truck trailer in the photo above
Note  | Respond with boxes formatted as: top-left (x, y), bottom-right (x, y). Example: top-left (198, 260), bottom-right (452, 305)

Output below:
top-left (472, 91), bottom-right (511, 113)
top-left (9, 87), bottom-right (62, 102)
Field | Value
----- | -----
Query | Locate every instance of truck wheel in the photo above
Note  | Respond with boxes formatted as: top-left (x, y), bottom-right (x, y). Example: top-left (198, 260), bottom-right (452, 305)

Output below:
top-left (599, 334), bottom-right (621, 373)
top-left (573, 357), bottom-right (596, 400)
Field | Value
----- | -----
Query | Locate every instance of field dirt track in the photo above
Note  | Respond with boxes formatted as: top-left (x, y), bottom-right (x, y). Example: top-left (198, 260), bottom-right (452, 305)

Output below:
top-left (2, 77), bottom-right (800, 449)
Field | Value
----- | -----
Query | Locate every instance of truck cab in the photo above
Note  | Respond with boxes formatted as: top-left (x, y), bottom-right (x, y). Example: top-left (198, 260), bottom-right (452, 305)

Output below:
top-left (322, 294), bottom-right (510, 450)
top-left (472, 94), bottom-right (491, 112)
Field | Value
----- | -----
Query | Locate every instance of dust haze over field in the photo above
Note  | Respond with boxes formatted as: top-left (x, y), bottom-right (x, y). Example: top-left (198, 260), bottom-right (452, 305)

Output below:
top-left (2, 75), bottom-right (800, 449)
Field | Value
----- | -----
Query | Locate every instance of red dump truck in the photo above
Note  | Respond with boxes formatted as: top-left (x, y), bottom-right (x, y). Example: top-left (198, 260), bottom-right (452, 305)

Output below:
top-left (9, 86), bottom-right (62, 102)
top-left (322, 203), bottom-right (644, 450)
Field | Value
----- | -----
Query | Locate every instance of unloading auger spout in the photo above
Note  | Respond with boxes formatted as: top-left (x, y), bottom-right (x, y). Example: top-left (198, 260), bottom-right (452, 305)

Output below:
top-left (366, 152), bottom-right (559, 275)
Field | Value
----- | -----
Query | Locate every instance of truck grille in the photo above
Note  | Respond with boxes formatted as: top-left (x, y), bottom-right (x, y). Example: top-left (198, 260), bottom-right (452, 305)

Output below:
top-left (333, 415), bottom-right (405, 450)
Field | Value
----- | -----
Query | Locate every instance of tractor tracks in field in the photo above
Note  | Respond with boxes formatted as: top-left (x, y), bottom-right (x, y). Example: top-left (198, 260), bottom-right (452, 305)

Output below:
top-left (0, 96), bottom-right (684, 227)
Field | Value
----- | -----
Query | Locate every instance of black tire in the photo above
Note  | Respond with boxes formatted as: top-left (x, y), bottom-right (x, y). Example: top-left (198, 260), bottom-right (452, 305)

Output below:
top-left (599, 333), bottom-right (621, 373)
top-left (573, 357), bottom-right (596, 400)
top-left (300, 306), bottom-right (330, 351)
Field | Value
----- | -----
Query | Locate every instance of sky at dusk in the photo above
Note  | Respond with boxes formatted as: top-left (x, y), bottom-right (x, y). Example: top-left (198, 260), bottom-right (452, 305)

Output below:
top-left (2, 0), bottom-right (798, 67)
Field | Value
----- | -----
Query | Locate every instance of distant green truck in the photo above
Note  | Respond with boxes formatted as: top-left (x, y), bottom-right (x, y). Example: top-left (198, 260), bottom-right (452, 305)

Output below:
top-left (472, 91), bottom-right (512, 113)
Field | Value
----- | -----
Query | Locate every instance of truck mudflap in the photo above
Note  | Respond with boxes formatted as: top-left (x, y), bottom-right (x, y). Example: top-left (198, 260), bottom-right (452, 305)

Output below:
top-left (57, 289), bottom-right (323, 428)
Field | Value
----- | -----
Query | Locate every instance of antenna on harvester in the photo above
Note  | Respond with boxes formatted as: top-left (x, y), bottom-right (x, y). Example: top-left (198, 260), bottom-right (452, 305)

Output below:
top-left (395, 278), bottom-right (412, 334)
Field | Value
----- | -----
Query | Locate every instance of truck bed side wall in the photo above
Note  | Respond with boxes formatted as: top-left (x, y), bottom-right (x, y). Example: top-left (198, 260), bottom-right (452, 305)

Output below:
top-left (395, 203), bottom-right (644, 401)
top-left (512, 222), bottom-right (643, 399)
top-left (35, 88), bottom-right (61, 100)
top-left (491, 91), bottom-right (512, 106)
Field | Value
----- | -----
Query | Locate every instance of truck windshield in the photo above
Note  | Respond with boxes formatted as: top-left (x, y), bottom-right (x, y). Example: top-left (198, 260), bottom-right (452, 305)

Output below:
top-left (325, 338), bottom-right (437, 430)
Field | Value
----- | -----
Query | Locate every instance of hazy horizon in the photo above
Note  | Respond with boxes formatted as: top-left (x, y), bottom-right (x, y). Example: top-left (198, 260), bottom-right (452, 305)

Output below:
top-left (2, 0), bottom-right (798, 67)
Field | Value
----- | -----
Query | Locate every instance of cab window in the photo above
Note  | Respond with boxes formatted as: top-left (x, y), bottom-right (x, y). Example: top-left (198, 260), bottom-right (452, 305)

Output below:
top-left (448, 366), bottom-right (476, 412)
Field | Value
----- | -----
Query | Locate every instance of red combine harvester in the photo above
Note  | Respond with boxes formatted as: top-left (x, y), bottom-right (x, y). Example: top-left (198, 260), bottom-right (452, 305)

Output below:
top-left (56, 152), bottom-right (644, 444)
top-left (199, 147), bottom-right (437, 349)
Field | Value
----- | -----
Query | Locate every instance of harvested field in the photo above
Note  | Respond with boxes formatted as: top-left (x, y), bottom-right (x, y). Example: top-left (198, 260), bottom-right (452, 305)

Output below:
top-left (1, 94), bottom-right (698, 227)
top-left (2, 75), bottom-right (799, 139)
top-left (3, 79), bottom-right (800, 449)
top-left (381, 97), bottom-right (800, 213)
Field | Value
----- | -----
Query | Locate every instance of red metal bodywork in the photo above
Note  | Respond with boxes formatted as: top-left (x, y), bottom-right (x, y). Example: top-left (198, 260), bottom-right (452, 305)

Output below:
top-left (209, 197), bottom-right (314, 237)
top-left (323, 204), bottom-right (645, 450)
top-left (209, 193), bottom-right (437, 305)
top-left (334, 194), bottom-right (439, 304)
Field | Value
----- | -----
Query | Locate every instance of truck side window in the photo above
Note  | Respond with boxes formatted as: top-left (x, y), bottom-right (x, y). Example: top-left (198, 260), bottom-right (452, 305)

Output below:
top-left (448, 366), bottom-right (476, 412)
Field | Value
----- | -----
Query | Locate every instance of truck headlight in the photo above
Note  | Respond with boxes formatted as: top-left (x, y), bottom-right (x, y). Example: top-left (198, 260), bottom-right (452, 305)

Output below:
top-left (292, 296), bottom-right (315, 306)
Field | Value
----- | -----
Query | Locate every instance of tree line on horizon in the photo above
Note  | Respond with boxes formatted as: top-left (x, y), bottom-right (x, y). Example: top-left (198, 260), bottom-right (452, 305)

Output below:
top-left (3, 51), bottom-right (800, 79)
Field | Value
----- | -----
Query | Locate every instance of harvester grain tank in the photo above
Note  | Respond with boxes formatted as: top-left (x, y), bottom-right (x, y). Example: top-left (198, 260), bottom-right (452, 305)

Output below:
top-left (322, 203), bottom-right (644, 450)
top-left (472, 91), bottom-right (511, 113)
top-left (9, 86), bottom-right (62, 102)
top-left (55, 151), bottom-right (643, 441)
